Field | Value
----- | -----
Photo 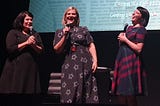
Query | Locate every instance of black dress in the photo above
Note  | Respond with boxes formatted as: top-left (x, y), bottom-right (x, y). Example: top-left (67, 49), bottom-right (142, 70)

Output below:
top-left (0, 29), bottom-right (44, 93)
top-left (53, 26), bottom-right (99, 103)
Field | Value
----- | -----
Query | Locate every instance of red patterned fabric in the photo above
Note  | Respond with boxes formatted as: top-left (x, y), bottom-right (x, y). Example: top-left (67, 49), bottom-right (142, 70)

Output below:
top-left (112, 26), bottom-right (148, 96)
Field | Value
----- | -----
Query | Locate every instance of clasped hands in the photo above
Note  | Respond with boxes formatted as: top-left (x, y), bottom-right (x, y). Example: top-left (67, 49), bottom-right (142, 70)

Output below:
top-left (27, 35), bottom-right (36, 45)
top-left (117, 32), bottom-right (127, 42)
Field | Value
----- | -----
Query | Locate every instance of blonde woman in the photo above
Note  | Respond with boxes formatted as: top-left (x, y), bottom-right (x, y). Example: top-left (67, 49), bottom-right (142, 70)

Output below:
top-left (53, 6), bottom-right (99, 103)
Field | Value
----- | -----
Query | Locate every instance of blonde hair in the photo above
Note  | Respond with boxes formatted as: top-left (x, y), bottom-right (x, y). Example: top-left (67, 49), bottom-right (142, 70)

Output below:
top-left (62, 6), bottom-right (80, 27)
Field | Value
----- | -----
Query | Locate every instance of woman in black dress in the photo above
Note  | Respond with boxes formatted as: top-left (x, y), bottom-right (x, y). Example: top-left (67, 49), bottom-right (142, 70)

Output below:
top-left (0, 11), bottom-right (44, 93)
top-left (53, 6), bottom-right (99, 103)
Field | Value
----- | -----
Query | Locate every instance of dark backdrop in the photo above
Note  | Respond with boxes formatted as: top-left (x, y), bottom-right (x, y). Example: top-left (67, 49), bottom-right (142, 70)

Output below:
top-left (0, 0), bottom-right (30, 74)
top-left (1, 0), bottom-right (160, 106)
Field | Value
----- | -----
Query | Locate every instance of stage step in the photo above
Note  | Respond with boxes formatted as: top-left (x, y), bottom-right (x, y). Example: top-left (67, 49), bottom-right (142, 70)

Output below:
top-left (50, 73), bottom-right (61, 78)
top-left (47, 67), bottom-right (114, 104)
top-left (48, 72), bottom-right (61, 94)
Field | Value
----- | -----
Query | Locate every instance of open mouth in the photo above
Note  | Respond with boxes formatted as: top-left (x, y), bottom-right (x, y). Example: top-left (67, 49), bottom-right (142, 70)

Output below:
top-left (67, 16), bottom-right (75, 21)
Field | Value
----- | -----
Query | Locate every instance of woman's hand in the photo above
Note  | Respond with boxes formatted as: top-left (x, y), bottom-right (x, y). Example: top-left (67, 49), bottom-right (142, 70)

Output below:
top-left (18, 36), bottom-right (36, 51)
top-left (63, 26), bottom-right (70, 35)
top-left (117, 32), bottom-right (127, 43)
top-left (27, 36), bottom-right (36, 45)
top-left (92, 60), bottom-right (97, 73)
top-left (118, 32), bottom-right (144, 53)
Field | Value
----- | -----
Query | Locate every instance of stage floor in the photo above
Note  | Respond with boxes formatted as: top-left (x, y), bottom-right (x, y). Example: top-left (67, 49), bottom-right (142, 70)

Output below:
top-left (0, 94), bottom-right (127, 106)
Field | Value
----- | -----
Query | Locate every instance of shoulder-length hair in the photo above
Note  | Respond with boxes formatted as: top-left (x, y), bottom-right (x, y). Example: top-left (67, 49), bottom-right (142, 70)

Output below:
top-left (62, 6), bottom-right (80, 27)
top-left (137, 6), bottom-right (150, 27)
top-left (13, 11), bottom-right (33, 31)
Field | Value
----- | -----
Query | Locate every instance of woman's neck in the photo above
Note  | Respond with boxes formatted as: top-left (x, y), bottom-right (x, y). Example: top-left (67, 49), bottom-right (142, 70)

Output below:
top-left (22, 30), bottom-right (30, 36)
top-left (133, 23), bottom-right (142, 28)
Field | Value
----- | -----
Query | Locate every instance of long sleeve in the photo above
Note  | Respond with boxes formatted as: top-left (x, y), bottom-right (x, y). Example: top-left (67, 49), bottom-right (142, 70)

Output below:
top-left (6, 29), bottom-right (19, 55)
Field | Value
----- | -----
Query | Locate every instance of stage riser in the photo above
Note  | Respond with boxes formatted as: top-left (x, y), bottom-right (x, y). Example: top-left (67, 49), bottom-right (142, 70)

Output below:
top-left (48, 68), bottom-right (113, 104)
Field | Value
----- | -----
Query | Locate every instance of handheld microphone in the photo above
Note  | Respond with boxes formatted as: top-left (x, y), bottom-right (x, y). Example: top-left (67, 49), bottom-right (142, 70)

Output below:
top-left (65, 22), bottom-right (74, 28)
top-left (123, 23), bottom-right (128, 32)
top-left (118, 23), bottom-right (128, 46)
top-left (64, 22), bottom-right (72, 39)
top-left (29, 26), bottom-right (33, 35)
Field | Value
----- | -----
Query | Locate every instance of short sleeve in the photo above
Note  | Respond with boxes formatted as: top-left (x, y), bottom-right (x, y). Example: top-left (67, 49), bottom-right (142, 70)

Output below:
top-left (53, 29), bottom-right (64, 47)
top-left (83, 26), bottom-right (94, 45)
top-left (135, 27), bottom-right (147, 43)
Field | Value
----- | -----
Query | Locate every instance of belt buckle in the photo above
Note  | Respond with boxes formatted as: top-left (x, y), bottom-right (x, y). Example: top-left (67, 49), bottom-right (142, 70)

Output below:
top-left (71, 44), bottom-right (76, 52)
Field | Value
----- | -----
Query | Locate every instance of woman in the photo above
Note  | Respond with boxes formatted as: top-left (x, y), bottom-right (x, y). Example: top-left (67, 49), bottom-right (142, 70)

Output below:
top-left (111, 7), bottom-right (150, 106)
top-left (53, 6), bottom-right (99, 103)
top-left (0, 11), bottom-right (44, 93)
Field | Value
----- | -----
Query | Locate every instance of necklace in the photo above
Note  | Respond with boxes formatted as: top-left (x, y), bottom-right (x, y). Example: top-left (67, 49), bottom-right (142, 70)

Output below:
top-left (22, 31), bottom-right (30, 36)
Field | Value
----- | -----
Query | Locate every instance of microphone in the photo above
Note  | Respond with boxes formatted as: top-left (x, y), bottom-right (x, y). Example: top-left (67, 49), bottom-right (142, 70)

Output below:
top-left (64, 23), bottom-right (72, 39)
top-left (123, 23), bottom-right (128, 32)
top-left (119, 23), bottom-right (128, 46)
top-left (29, 26), bottom-right (33, 35)
top-left (65, 23), bottom-right (73, 27)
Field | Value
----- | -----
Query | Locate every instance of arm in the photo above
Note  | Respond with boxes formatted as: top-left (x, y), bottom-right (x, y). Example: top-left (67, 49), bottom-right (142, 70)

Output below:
top-left (6, 30), bottom-right (23, 54)
top-left (89, 42), bottom-right (98, 73)
top-left (17, 35), bottom-right (42, 53)
top-left (30, 34), bottom-right (43, 54)
top-left (53, 27), bottom-right (70, 53)
top-left (6, 30), bottom-right (43, 55)
top-left (53, 34), bottom-right (67, 53)
top-left (18, 35), bottom-right (43, 53)
top-left (30, 44), bottom-right (43, 54)
top-left (18, 40), bottom-right (29, 50)
top-left (118, 32), bottom-right (144, 53)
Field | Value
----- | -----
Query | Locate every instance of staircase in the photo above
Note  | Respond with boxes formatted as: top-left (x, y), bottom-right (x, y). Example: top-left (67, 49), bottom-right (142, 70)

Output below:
top-left (44, 67), bottom-right (114, 104)
top-left (42, 72), bottom-right (62, 105)
top-left (48, 72), bottom-right (61, 95)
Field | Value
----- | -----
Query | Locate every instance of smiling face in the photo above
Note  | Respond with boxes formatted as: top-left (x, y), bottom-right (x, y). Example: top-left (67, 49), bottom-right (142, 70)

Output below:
top-left (131, 9), bottom-right (142, 26)
top-left (62, 7), bottom-right (80, 27)
top-left (66, 9), bottom-right (77, 25)
top-left (23, 14), bottom-right (33, 30)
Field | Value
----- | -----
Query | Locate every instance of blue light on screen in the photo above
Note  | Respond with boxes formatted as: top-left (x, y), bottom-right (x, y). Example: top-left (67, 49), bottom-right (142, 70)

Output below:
top-left (29, 0), bottom-right (160, 32)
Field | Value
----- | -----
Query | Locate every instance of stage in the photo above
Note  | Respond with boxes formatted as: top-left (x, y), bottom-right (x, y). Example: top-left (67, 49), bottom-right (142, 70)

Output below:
top-left (0, 94), bottom-right (127, 106)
